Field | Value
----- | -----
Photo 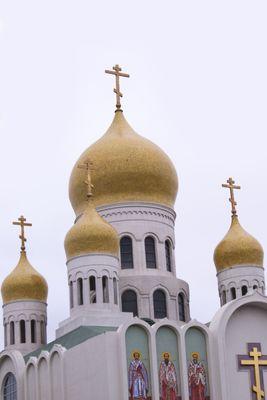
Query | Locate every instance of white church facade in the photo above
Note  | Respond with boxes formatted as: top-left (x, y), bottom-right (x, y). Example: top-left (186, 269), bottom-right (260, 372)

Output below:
top-left (0, 65), bottom-right (266, 400)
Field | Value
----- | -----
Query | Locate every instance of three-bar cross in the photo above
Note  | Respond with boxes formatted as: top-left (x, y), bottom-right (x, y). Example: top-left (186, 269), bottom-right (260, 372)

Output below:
top-left (13, 215), bottom-right (32, 251)
top-left (105, 64), bottom-right (130, 110)
top-left (222, 177), bottom-right (241, 216)
top-left (78, 160), bottom-right (94, 199)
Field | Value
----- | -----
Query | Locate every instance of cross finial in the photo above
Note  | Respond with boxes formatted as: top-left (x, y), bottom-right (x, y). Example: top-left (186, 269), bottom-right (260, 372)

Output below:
top-left (13, 215), bottom-right (32, 252)
top-left (78, 159), bottom-right (94, 200)
top-left (105, 64), bottom-right (130, 110)
top-left (222, 177), bottom-right (241, 216)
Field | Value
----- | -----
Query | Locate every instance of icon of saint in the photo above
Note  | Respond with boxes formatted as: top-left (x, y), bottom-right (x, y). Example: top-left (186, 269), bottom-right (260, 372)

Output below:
top-left (128, 350), bottom-right (149, 399)
top-left (188, 352), bottom-right (206, 400)
top-left (159, 352), bottom-right (178, 400)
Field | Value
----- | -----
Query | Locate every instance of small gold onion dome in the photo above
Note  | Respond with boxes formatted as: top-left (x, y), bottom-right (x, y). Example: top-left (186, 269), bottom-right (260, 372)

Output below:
top-left (1, 251), bottom-right (48, 303)
top-left (214, 215), bottom-right (264, 272)
top-left (69, 111), bottom-right (178, 217)
top-left (64, 198), bottom-right (119, 260)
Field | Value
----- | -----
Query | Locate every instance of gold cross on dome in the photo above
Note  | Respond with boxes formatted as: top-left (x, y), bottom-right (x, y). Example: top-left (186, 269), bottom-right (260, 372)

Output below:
top-left (78, 160), bottom-right (94, 199)
top-left (222, 177), bottom-right (241, 216)
top-left (105, 64), bottom-right (130, 110)
top-left (13, 215), bottom-right (32, 252)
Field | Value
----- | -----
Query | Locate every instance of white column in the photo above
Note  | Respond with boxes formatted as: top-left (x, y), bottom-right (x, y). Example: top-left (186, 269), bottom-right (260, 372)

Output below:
top-left (26, 319), bottom-right (31, 344)
top-left (73, 280), bottom-right (78, 308)
top-left (83, 278), bottom-right (89, 305)
top-left (96, 277), bottom-right (103, 304)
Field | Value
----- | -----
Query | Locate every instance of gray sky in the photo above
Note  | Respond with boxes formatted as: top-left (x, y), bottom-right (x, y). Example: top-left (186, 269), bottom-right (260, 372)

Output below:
top-left (0, 0), bottom-right (266, 347)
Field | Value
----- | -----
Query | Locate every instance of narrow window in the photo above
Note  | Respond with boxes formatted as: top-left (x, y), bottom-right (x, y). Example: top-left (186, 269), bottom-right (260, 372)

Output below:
top-left (165, 240), bottom-right (172, 272)
top-left (89, 276), bottom-right (96, 303)
top-left (253, 285), bottom-right (258, 290)
top-left (3, 373), bottom-right (17, 400)
top-left (242, 285), bottom-right (248, 296)
top-left (31, 320), bottom-right (36, 343)
top-left (40, 321), bottom-right (46, 344)
top-left (20, 320), bottom-right (26, 344)
top-left (120, 236), bottom-right (134, 269)
top-left (77, 278), bottom-right (83, 305)
top-left (69, 281), bottom-right (74, 308)
top-left (10, 321), bottom-right (15, 345)
top-left (222, 290), bottom-right (226, 305)
top-left (153, 289), bottom-right (167, 318)
top-left (4, 324), bottom-right (7, 347)
top-left (113, 278), bottom-right (118, 305)
top-left (121, 290), bottom-right (138, 316)
top-left (102, 276), bottom-right (109, 303)
top-left (145, 236), bottom-right (156, 269)
top-left (230, 287), bottom-right (236, 300)
top-left (178, 293), bottom-right (186, 321)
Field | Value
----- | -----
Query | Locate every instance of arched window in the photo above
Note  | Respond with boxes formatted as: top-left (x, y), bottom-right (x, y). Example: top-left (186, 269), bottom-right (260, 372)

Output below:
top-left (221, 290), bottom-right (226, 305)
top-left (230, 287), bottom-right (236, 300)
top-left (178, 293), bottom-right (186, 321)
top-left (31, 320), bottom-right (36, 343)
top-left (121, 290), bottom-right (138, 316)
top-left (102, 276), bottom-right (109, 303)
top-left (153, 289), bottom-right (167, 319)
top-left (40, 321), bottom-right (46, 344)
top-left (77, 278), bottom-right (83, 305)
top-left (165, 240), bottom-right (172, 272)
top-left (145, 236), bottom-right (156, 269)
top-left (3, 373), bottom-right (17, 400)
top-left (20, 320), bottom-right (26, 343)
top-left (4, 324), bottom-right (7, 347)
top-left (89, 276), bottom-right (96, 303)
top-left (10, 321), bottom-right (15, 345)
top-left (113, 278), bottom-right (118, 305)
top-left (69, 281), bottom-right (74, 308)
top-left (253, 285), bottom-right (258, 290)
top-left (242, 285), bottom-right (248, 296)
top-left (120, 236), bottom-right (134, 269)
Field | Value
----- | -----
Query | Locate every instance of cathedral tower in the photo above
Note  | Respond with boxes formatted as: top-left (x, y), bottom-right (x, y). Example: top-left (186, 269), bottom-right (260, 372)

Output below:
top-left (59, 160), bottom-right (132, 336)
top-left (1, 216), bottom-right (48, 355)
top-left (68, 65), bottom-right (190, 323)
top-left (214, 178), bottom-right (265, 305)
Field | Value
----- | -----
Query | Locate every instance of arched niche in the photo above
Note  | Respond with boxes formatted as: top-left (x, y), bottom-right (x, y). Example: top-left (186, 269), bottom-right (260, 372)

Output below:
top-left (185, 327), bottom-right (210, 400)
top-left (125, 325), bottom-right (151, 399)
top-left (224, 302), bottom-right (267, 399)
top-left (26, 364), bottom-right (37, 400)
top-left (51, 352), bottom-right (62, 400)
top-left (38, 358), bottom-right (49, 400)
top-left (156, 326), bottom-right (182, 400)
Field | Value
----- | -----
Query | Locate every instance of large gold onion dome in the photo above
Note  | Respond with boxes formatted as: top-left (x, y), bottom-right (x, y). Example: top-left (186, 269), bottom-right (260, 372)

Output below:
top-left (69, 110), bottom-right (178, 217)
top-left (64, 198), bottom-right (119, 260)
top-left (214, 215), bottom-right (264, 272)
top-left (1, 251), bottom-right (48, 303)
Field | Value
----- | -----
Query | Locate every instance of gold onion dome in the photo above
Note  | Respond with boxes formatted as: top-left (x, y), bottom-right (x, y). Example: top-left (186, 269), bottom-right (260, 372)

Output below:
top-left (69, 110), bottom-right (178, 217)
top-left (214, 215), bottom-right (264, 272)
top-left (64, 198), bottom-right (119, 260)
top-left (1, 250), bottom-right (48, 303)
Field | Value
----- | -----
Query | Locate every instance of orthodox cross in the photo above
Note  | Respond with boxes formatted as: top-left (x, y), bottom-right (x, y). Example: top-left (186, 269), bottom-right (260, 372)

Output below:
top-left (13, 215), bottom-right (32, 252)
top-left (238, 343), bottom-right (267, 400)
top-left (105, 64), bottom-right (130, 110)
top-left (78, 160), bottom-right (94, 199)
top-left (222, 177), bottom-right (241, 216)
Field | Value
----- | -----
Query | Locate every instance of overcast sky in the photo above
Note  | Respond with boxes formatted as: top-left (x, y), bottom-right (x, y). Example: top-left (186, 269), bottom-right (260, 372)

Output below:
top-left (0, 0), bottom-right (266, 347)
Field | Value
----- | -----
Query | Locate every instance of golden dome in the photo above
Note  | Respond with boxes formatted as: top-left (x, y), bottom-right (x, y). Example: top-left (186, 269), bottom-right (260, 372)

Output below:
top-left (214, 215), bottom-right (264, 272)
top-left (1, 251), bottom-right (48, 304)
top-left (64, 198), bottom-right (119, 260)
top-left (69, 110), bottom-right (178, 216)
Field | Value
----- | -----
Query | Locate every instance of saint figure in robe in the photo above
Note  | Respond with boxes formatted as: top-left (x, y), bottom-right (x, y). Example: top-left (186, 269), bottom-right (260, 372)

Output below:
top-left (128, 351), bottom-right (149, 399)
top-left (188, 352), bottom-right (206, 400)
top-left (159, 352), bottom-right (178, 400)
